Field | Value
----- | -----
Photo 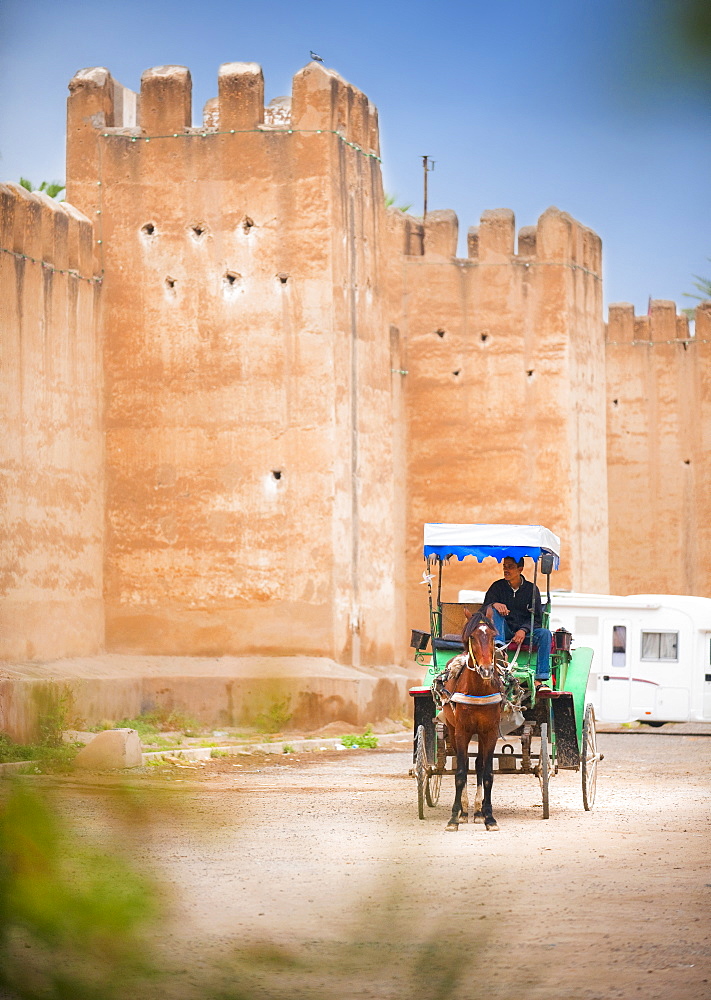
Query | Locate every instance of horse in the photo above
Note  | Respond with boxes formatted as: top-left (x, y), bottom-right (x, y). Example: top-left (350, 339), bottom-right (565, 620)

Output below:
top-left (440, 609), bottom-right (504, 832)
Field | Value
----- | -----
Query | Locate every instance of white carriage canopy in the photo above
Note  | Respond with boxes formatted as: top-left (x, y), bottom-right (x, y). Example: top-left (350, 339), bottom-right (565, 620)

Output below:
top-left (423, 523), bottom-right (561, 570)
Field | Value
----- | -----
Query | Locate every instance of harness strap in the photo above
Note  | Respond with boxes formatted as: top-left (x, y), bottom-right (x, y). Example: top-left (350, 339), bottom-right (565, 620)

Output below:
top-left (449, 692), bottom-right (503, 706)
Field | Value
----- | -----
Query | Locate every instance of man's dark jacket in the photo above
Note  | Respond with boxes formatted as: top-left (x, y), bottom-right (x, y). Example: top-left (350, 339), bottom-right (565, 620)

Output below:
top-left (480, 575), bottom-right (542, 635)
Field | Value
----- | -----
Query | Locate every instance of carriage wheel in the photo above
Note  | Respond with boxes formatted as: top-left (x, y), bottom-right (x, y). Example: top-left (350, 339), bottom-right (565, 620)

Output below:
top-left (539, 722), bottom-right (550, 819)
top-left (415, 725), bottom-right (427, 819)
top-left (582, 703), bottom-right (599, 811)
top-left (425, 771), bottom-right (442, 807)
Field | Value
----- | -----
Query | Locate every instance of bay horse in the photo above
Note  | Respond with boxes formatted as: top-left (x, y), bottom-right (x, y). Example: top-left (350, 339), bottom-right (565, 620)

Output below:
top-left (440, 610), bottom-right (504, 832)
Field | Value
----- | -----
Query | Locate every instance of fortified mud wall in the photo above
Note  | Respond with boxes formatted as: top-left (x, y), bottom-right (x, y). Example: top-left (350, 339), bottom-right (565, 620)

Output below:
top-left (66, 62), bottom-right (403, 666)
top-left (606, 301), bottom-right (711, 597)
top-left (0, 184), bottom-right (103, 660)
top-left (383, 204), bottom-right (608, 632)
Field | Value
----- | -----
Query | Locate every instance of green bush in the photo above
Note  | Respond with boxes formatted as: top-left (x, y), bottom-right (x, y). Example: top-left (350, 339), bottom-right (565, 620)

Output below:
top-left (254, 697), bottom-right (292, 734)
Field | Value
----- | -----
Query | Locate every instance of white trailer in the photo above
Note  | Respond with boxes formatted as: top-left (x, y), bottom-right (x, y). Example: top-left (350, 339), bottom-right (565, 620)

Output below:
top-left (458, 590), bottom-right (711, 725)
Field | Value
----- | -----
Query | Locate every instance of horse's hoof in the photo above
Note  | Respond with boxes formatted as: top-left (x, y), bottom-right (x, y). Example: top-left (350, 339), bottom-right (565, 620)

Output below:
top-left (460, 813), bottom-right (468, 824)
top-left (485, 822), bottom-right (499, 832)
top-left (445, 822), bottom-right (459, 832)
top-left (473, 811), bottom-right (484, 824)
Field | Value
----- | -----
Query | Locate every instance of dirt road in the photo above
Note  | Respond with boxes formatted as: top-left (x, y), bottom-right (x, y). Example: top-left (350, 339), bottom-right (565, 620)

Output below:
top-left (47, 732), bottom-right (711, 998)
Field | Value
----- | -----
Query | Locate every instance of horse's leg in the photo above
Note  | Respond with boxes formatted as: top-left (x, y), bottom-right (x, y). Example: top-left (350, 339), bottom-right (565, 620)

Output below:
top-left (473, 744), bottom-right (485, 823)
top-left (446, 721), bottom-right (471, 832)
top-left (479, 724), bottom-right (500, 831)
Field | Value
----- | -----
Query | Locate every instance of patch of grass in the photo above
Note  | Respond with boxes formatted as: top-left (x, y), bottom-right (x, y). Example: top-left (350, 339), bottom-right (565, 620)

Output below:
top-left (0, 734), bottom-right (36, 764)
top-left (254, 697), bottom-right (292, 734)
top-left (91, 708), bottom-right (201, 738)
top-left (141, 736), bottom-right (181, 751)
top-left (340, 727), bottom-right (379, 749)
top-left (282, 744), bottom-right (295, 754)
top-left (210, 749), bottom-right (230, 759)
top-left (0, 682), bottom-right (83, 773)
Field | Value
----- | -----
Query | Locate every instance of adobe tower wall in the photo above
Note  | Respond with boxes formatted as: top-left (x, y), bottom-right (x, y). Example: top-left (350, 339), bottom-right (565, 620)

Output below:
top-left (383, 204), bottom-right (608, 631)
top-left (0, 184), bottom-right (103, 660)
top-left (606, 301), bottom-right (711, 596)
top-left (66, 62), bottom-right (403, 665)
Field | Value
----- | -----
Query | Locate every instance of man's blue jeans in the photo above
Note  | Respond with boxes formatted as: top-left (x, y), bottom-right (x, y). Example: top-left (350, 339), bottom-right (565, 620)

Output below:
top-left (491, 609), bottom-right (551, 681)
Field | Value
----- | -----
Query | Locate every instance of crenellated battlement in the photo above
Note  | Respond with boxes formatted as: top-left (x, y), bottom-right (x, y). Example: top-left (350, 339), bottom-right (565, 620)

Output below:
top-left (606, 301), bottom-right (693, 343)
top-left (387, 202), bottom-right (602, 275)
top-left (67, 60), bottom-right (380, 154)
top-left (0, 182), bottom-right (95, 280)
top-left (466, 205), bottom-right (602, 274)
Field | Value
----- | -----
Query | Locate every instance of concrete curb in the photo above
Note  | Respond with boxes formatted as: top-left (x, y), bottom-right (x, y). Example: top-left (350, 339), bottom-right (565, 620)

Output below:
top-left (0, 732), bottom-right (414, 774)
top-left (142, 731), bottom-right (413, 763)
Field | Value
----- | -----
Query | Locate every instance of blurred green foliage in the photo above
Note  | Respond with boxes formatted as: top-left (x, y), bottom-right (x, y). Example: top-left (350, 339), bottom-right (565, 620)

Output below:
top-left (0, 768), bottom-right (492, 999)
top-left (0, 783), bottom-right (159, 999)
top-left (18, 178), bottom-right (65, 199)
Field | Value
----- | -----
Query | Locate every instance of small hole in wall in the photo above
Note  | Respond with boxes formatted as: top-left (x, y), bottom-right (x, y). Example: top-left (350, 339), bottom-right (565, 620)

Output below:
top-left (272, 470), bottom-right (282, 480)
top-left (527, 369), bottom-right (534, 377)
top-left (436, 329), bottom-right (446, 339)
top-left (480, 333), bottom-right (488, 343)
top-left (452, 369), bottom-right (461, 377)
top-left (684, 459), bottom-right (691, 465)
top-left (224, 270), bottom-right (241, 287)
top-left (191, 224), bottom-right (206, 240)
top-left (277, 272), bottom-right (289, 284)
top-left (243, 216), bottom-right (255, 233)
top-left (141, 222), bottom-right (156, 236)
top-left (613, 398), bottom-right (619, 406)
top-left (165, 276), bottom-right (176, 289)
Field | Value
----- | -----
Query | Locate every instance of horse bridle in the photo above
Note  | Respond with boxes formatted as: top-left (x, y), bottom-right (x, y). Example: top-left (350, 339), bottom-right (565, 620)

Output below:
top-left (465, 620), bottom-right (497, 679)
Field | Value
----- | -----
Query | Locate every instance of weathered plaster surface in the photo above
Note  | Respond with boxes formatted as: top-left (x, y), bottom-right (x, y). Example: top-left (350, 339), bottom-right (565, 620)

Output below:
top-left (0, 184), bottom-right (103, 660)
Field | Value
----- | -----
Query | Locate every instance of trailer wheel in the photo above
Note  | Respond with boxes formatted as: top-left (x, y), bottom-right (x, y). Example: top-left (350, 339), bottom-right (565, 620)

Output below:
top-left (582, 703), bottom-right (599, 811)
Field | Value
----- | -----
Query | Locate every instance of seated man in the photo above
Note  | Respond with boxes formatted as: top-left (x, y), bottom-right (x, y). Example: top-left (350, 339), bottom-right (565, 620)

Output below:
top-left (480, 556), bottom-right (552, 689)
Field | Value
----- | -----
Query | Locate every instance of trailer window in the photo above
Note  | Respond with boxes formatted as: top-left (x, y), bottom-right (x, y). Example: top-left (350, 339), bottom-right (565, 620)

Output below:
top-left (641, 631), bottom-right (678, 661)
top-left (612, 625), bottom-right (627, 666)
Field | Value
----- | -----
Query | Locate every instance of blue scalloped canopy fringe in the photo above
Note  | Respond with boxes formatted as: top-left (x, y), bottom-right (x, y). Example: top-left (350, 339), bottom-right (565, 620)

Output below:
top-left (424, 545), bottom-right (560, 569)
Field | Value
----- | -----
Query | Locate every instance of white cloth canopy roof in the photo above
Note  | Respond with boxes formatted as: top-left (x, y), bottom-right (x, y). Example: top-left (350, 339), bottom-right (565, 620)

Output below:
top-left (423, 523), bottom-right (561, 567)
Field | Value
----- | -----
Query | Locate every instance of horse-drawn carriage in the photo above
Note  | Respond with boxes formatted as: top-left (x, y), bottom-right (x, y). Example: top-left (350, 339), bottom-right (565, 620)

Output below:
top-left (409, 523), bottom-right (602, 828)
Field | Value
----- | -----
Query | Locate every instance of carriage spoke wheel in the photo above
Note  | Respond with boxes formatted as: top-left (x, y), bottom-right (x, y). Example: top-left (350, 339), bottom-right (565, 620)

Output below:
top-left (425, 770), bottom-right (441, 807)
top-left (582, 703), bottom-right (599, 811)
top-left (415, 725), bottom-right (428, 819)
top-left (539, 722), bottom-right (550, 819)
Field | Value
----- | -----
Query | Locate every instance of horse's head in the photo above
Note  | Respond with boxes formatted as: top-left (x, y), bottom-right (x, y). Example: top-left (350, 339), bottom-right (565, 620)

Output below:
top-left (462, 610), bottom-right (498, 678)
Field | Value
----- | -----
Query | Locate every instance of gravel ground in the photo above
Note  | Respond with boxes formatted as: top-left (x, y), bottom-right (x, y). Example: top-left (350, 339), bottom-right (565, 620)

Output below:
top-left (23, 731), bottom-right (711, 999)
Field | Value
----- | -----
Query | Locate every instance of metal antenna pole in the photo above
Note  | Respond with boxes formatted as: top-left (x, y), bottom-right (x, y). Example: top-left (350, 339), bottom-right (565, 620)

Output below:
top-left (422, 155), bottom-right (435, 220)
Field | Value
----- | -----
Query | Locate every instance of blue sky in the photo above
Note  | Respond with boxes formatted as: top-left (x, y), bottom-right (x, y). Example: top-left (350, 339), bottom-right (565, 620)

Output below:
top-left (1, 0), bottom-right (709, 313)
